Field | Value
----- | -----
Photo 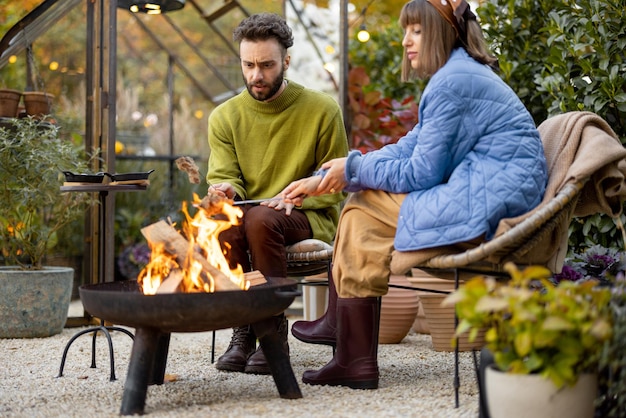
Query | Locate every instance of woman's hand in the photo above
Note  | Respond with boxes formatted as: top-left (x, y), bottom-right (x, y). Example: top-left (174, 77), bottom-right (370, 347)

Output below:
top-left (282, 176), bottom-right (322, 207)
top-left (282, 157), bottom-right (348, 205)
top-left (317, 158), bottom-right (348, 195)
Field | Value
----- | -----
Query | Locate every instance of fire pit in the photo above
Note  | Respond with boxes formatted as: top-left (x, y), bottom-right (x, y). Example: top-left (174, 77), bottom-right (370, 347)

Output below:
top-left (80, 277), bottom-right (302, 415)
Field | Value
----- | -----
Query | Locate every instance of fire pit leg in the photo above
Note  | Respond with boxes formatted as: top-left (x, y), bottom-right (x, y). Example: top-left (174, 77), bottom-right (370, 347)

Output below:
top-left (149, 332), bottom-right (171, 385)
top-left (120, 327), bottom-right (160, 416)
top-left (252, 318), bottom-right (303, 400)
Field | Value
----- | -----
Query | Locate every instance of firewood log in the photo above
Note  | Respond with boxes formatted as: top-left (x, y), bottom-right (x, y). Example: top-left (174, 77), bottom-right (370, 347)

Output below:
top-left (141, 220), bottom-right (241, 291)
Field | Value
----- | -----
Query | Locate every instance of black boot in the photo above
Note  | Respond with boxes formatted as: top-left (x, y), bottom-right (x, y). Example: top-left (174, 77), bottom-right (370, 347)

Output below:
top-left (245, 314), bottom-right (289, 375)
top-left (291, 272), bottom-right (337, 347)
top-left (302, 297), bottom-right (379, 389)
top-left (215, 325), bottom-right (256, 372)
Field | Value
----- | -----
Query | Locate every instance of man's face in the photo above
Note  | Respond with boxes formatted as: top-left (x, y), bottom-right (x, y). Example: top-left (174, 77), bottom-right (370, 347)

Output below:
top-left (240, 38), bottom-right (290, 102)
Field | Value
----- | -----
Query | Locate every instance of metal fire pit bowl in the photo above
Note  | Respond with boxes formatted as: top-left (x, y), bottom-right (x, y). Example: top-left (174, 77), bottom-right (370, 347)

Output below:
top-left (80, 277), bottom-right (298, 332)
top-left (79, 277), bottom-right (302, 415)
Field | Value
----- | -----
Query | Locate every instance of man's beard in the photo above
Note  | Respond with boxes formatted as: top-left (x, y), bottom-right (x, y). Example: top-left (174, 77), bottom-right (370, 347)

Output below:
top-left (245, 69), bottom-right (285, 102)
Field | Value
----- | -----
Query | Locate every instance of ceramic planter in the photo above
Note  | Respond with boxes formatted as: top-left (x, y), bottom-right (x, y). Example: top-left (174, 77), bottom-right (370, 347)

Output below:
top-left (485, 365), bottom-right (598, 418)
top-left (407, 269), bottom-right (456, 335)
top-left (379, 274), bottom-right (419, 344)
top-left (0, 266), bottom-right (73, 338)
top-left (408, 269), bottom-right (484, 351)
top-left (418, 293), bottom-right (485, 352)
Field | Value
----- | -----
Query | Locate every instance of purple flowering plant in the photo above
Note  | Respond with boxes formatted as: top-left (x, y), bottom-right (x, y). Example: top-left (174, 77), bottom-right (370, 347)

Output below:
top-left (552, 245), bottom-right (626, 286)
top-left (117, 242), bottom-right (151, 280)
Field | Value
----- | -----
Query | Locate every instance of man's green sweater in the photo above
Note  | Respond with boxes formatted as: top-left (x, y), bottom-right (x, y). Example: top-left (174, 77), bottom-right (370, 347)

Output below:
top-left (207, 80), bottom-right (349, 244)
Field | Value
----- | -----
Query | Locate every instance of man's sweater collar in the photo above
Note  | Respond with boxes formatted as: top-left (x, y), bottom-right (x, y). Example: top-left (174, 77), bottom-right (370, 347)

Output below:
top-left (239, 80), bottom-right (304, 114)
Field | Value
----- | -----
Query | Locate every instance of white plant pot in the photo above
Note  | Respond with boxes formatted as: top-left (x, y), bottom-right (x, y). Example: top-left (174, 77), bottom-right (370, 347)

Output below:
top-left (485, 365), bottom-right (598, 418)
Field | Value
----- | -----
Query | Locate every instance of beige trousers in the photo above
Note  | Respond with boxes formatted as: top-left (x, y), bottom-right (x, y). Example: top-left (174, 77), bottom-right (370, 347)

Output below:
top-left (332, 190), bottom-right (406, 298)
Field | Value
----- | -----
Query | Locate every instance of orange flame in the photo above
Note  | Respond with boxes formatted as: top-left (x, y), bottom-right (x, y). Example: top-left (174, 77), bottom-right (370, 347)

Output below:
top-left (138, 193), bottom-right (246, 295)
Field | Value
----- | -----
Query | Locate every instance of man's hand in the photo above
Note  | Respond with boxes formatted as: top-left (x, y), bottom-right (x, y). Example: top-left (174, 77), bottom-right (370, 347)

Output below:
top-left (208, 182), bottom-right (235, 199)
top-left (261, 197), bottom-right (297, 215)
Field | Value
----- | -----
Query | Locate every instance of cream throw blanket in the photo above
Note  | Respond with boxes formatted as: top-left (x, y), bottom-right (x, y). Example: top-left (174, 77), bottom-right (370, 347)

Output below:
top-left (391, 111), bottom-right (626, 274)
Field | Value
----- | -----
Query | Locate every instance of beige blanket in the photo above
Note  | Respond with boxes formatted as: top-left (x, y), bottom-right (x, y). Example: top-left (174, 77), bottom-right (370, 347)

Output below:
top-left (391, 111), bottom-right (626, 274)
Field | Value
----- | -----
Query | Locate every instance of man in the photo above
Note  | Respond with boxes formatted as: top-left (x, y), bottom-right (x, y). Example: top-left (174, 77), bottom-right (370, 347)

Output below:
top-left (207, 13), bottom-right (348, 375)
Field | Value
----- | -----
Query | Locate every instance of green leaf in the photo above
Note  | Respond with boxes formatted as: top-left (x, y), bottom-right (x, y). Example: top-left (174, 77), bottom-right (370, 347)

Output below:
top-left (542, 316), bottom-right (574, 331)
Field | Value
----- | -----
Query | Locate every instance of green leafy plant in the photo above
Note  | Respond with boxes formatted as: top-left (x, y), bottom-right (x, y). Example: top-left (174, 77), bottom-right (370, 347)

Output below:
top-left (545, 245), bottom-right (626, 415)
top-left (597, 272), bottom-right (626, 417)
top-left (445, 263), bottom-right (613, 389)
top-left (349, 21), bottom-right (419, 100)
top-left (0, 117), bottom-right (97, 269)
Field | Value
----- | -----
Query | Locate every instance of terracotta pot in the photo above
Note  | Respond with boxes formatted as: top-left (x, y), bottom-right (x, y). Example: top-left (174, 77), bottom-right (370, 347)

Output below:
top-left (419, 293), bottom-right (485, 352)
top-left (0, 89), bottom-right (22, 117)
top-left (412, 300), bottom-right (429, 334)
top-left (485, 366), bottom-right (597, 418)
top-left (378, 274), bottom-right (419, 344)
top-left (407, 269), bottom-right (461, 336)
top-left (408, 268), bottom-right (459, 295)
top-left (23, 91), bottom-right (54, 117)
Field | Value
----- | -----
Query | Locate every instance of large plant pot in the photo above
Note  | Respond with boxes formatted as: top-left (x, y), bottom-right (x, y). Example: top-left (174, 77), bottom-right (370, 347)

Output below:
top-left (485, 365), bottom-right (597, 418)
top-left (0, 89), bottom-right (22, 117)
top-left (0, 266), bottom-right (73, 338)
top-left (419, 293), bottom-right (485, 352)
top-left (407, 269), bottom-right (459, 335)
top-left (45, 255), bottom-right (84, 300)
top-left (379, 274), bottom-right (419, 344)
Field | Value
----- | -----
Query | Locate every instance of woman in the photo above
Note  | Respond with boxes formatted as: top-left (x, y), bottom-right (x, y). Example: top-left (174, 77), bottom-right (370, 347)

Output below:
top-left (282, 0), bottom-right (547, 390)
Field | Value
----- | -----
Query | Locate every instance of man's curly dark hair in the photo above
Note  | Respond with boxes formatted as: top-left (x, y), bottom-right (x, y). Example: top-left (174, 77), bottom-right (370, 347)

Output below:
top-left (233, 13), bottom-right (294, 53)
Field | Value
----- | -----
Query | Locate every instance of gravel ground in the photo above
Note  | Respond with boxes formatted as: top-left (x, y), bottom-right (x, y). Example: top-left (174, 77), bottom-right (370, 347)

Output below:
top-left (0, 304), bottom-right (480, 418)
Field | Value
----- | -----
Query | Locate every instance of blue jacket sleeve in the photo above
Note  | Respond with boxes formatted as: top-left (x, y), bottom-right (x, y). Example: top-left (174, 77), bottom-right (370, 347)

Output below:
top-left (344, 86), bottom-right (475, 194)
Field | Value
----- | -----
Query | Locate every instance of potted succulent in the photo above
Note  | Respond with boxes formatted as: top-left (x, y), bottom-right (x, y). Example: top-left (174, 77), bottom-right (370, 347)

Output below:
top-left (444, 262), bottom-right (613, 418)
top-left (0, 116), bottom-right (97, 337)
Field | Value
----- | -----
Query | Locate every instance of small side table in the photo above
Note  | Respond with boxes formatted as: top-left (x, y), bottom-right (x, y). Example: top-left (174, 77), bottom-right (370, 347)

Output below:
top-left (57, 183), bottom-right (147, 381)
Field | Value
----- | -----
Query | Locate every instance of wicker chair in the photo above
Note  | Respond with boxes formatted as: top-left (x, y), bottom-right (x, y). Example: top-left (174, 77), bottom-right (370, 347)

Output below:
top-left (285, 239), bottom-right (333, 277)
top-left (388, 178), bottom-right (586, 407)
top-left (388, 111), bottom-right (626, 408)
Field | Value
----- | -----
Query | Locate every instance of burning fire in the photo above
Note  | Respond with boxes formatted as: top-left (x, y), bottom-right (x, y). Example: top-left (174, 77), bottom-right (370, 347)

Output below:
top-left (138, 193), bottom-right (249, 295)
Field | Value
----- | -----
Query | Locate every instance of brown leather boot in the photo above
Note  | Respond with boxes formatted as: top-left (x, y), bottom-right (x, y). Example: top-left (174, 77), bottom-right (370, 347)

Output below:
top-left (291, 271), bottom-right (337, 347)
top-left (245, 314), bottom-right (289, 375)
top-left (215, 325), bottom-right (256, 372)
top-left (302, 297), bottom-right (379, 389)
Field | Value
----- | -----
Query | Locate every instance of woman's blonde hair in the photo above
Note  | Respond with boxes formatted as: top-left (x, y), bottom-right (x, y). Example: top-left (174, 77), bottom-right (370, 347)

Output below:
top-left (399, 0), bottom-right (497, 81)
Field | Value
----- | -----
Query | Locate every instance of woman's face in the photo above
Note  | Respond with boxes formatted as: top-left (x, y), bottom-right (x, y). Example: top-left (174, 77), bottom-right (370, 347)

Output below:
top-left (402, 23), bottom-right (422, 69)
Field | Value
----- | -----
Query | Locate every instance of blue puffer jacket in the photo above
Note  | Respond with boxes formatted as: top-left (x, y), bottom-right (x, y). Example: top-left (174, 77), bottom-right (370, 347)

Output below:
top-left (345, 48), bottom-right (548, 251)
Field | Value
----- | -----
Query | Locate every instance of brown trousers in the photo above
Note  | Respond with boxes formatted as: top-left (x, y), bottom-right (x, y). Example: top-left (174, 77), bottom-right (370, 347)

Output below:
top-left (333, 190), bottom-right (406, 298)
top-left (218, 205), bottom-right (312, 279)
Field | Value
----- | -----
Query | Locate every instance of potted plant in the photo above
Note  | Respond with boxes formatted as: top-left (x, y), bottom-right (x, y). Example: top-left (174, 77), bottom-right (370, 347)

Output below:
top-left (445, 262), bottom-right (613, 418)
top-left (0, 116), bottom-right (97, 338)
top-left (552, 245), bottom-right (626, 418)
top-left (597, 271), bottom-right (626, 417)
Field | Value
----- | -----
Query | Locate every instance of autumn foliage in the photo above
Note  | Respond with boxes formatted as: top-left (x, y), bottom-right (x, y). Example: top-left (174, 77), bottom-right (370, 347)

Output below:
top-left (347, 66), bottom-right (418, 153)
